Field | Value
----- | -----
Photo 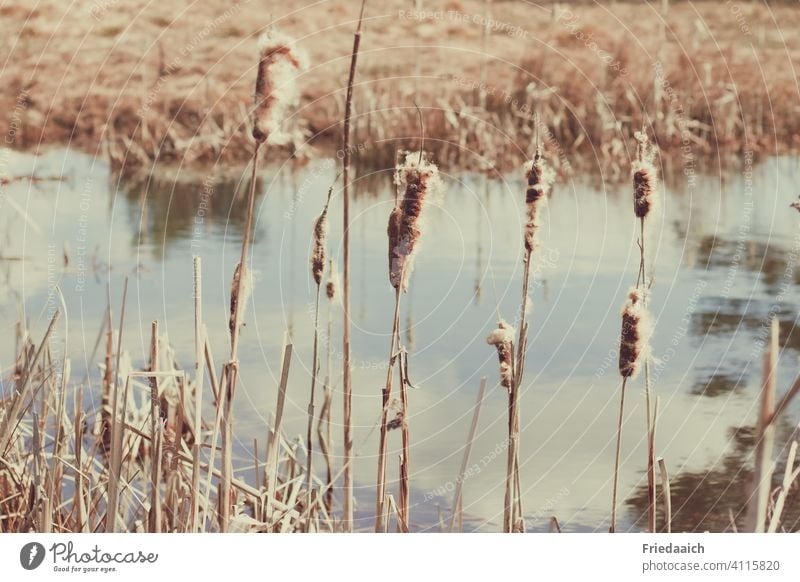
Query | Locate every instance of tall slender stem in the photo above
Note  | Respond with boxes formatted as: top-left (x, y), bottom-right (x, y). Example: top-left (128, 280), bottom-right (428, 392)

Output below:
top-left (610, 376), bottom-right (629, 533)
top-left (375, 286), bottom-right (401, 532)
top-left (637, 214), bottom-right (656, 532)
top-left (305, 284), bottom-right (322, 531)
top-left (220, 140), bottom-right (261, 532)
top-left (505, 246), bottom-right (532, 533)
top-left (341, 0), bottom-right (366, 532)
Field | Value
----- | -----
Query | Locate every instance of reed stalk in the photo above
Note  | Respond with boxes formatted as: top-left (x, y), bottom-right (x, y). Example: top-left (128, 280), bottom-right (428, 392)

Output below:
top-left (746, 317), bottom-right (778, 532)
top-left (657, 457), bottom-right (671, 533)
top-left (191, 256), bottom-right (203, 532)
top-left (448, 377), bottom-right (487, 532)
top-left (375, 285), bottom-right (402, 531)
top-left (317, 259), bottom-right (338, 513)
top-left (341, 0), bottom-right (367, 532)
top-left (266, 342), bottom-right (293, 527)
top-left (610, 377), bottom-right (628, 533)
top-left (148, 321), bottom-right (162, 533)
top-left (304, 194), bottom-right (329, 531)
top-left (105, 277), bottom-right (128, 533)
top-left (632, 130), bottom-right (659, 531)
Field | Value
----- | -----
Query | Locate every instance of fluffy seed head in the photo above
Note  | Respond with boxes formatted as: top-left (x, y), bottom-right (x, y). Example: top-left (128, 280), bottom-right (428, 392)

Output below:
top-left (486, 319), bottom-right (516, 389)
top-left (311, 206), bottom-right (328, 285)
top-left (252, 30), bottom-right (308, 145)
top-left (326, 259), bottom-right (339, 301)
top-left (618, 288), bottom-right (652, 379)
top-left (523, 149), bottom-right (555, 253)
top-left (388, 151), bottom-right (444, 291)
top-left (632, 131), bottom-right (658, 219)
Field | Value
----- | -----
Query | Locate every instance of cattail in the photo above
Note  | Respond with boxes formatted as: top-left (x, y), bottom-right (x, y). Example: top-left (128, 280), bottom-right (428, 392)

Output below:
top-left (618, 288), bottom-right (652, 379)
top-left (486, 319), bottom-right (516, 389)
top-left (388, 151), bottom-right (444, 291)
top-left (311, 206), bottom-right (328, 285)
top-left (632, 131), bottom-right (658, 219)
top-left (522, 148), bottom-right (555, 253)
top-left (252, 30), bottom-right (308, 145)
top-left (326, 259), bottom-right (339, 301)
top-left (228, 262), bottom-right (251, 339)
top-left (387, 206), bottom-right (403, 289)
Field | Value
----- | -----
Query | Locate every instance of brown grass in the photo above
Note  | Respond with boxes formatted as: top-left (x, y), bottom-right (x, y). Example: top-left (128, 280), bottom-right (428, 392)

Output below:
top-left (2, 1), bottom-right (799, 170)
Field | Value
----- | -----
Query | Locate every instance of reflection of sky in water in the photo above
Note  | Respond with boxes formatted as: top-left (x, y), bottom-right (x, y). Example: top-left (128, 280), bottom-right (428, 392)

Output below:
top-left (1, 148), bottom-right (798, 532)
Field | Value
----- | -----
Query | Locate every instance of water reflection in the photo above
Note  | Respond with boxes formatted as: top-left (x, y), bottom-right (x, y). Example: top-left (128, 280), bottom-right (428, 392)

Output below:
top-left (627, 420), bottom-right (800, 533)
top-left (2, 148), bottom-right (799, 532)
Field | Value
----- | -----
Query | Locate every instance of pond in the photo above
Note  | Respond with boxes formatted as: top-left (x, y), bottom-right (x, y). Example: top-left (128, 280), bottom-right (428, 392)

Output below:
top-left (1, 147), bottom-right (798, 532)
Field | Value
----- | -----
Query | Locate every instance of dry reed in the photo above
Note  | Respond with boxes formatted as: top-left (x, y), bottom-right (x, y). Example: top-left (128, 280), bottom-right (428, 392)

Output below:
top-left (376, 150), bottom-right (442, 532)
top-left (631, 130), bottom-right (659, 531)
top-left (304, 191), bottom-right (331, 531)
top-left (341, 0), bottom-right (367, 532)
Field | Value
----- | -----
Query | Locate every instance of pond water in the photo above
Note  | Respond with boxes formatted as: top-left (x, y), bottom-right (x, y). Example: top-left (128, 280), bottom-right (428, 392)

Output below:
top-left (1, 147), bottom-right (798, 532)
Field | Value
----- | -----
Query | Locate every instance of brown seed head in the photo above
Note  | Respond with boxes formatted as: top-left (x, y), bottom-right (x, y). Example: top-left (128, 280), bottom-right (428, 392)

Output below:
top-left (632, 131), bottom-right (658, 219)
top-left (311, 206), bottom-right (328, 285)
top-left (523, 149), bottom-right (555, 253)
top-left (326, 259), bottom-right (339, 301)
top-left (618, 288), bottom-right (652, 378)
top-left (252, 30), bottom-right (308, 145)
top-left (388, 151), bottom-right (444, 291)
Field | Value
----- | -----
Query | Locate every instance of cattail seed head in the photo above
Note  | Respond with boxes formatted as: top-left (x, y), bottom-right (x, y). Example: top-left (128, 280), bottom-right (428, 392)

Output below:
top-left (388, 151), bottom-right (444, 291)
top-left (311, 206), bottom-right (328, 285)
top-left (387, 206), bottom-right (403, 289)
top-left (632, 131), bottom-right (658, 219)
top-left (522, 148), bottom-right (555, 253)
top-left (252, 30), bottom-right (308, 145)
top-left (618, 288), bottom-right (652, 379)
top-left (326, 259), bottom-right (339, 301)
top-left (486, 319), bottom-right (516, 389)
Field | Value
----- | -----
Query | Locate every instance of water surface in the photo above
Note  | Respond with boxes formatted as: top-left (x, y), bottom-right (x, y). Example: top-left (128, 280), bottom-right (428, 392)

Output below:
top-left (1, 147), bottom-right (798, 532)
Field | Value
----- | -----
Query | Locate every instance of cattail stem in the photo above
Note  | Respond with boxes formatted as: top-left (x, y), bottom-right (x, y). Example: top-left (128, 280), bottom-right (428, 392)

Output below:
top-left (191, 257), bottom-right (203, 532)
top-left (398, 349), bottom-right (410, 532)
top-left (219, 136), bottom-right (262, 531)
top-left (448, 377), bottom-right (487, 532)
top-left (508, 247), bottom-right (532, 532)
top-left (638, 213), bottom-right (657, 533)
top-left (148, 321), bottom-right (161, 533)
top-left (304, 283), bottom-right (322, 532)
top-left (375, 285), bottom-right (402, 532)
top-left (503, 354), bottom-right (519, 533)
top-left (341, 0), bottom-right (366, 533)
top-left (610, 376), bottom-right (629, 533)
top-left (230, 141), bottom-right (261, 359)
top-left (317, 286), bottom-right (335, 513)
